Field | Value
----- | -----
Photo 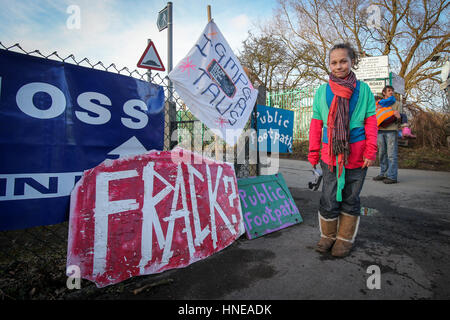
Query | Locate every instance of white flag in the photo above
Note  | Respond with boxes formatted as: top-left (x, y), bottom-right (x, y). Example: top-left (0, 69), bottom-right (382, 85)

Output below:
top-left (168, 20), bottom-right (258, 146)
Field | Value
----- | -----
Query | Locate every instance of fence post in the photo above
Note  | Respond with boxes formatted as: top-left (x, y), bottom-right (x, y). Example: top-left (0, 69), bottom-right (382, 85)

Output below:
top-left (164, 100), bottom-right (178, 150)
top-left (255, 85), bottom-right (266, 175)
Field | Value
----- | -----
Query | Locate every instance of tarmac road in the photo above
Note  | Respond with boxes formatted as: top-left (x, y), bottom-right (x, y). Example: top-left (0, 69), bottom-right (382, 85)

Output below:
top-left (92, 158), bottom-right (450, 300)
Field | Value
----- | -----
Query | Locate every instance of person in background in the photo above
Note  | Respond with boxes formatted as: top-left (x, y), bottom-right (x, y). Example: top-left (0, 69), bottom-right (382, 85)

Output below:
top-left (308, 43), bottom-right (378, 258)
top-left (373, 85), bottom-right (402, 184)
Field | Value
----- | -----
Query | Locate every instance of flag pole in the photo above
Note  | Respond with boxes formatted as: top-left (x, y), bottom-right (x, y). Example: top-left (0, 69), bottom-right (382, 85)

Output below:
top-left (167, 1), bottom-right (173, 102)
top-left (207, 5), bottom-right (222, 161)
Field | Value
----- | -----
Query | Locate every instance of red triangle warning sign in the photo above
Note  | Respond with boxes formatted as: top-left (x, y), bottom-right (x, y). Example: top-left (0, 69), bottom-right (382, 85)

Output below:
top-left (137, 41), bottom-right (165, 71)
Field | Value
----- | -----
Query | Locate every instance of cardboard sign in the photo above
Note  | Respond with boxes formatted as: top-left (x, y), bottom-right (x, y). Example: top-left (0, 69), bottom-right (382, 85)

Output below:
top-left (256, 105), bottom-right (294, 153)
top-left (67, 148), bottom-right (244, 287)
top-left (237, 173), bottom-right (302, 239)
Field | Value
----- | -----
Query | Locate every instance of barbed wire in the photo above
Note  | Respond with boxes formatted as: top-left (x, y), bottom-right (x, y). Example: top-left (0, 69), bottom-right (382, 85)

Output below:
top-left (0, 41), bottom-right (170, 86)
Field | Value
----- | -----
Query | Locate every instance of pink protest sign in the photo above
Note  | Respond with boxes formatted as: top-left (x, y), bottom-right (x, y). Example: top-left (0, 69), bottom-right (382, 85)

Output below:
top-left (66, 148), bottom-right (244, 287)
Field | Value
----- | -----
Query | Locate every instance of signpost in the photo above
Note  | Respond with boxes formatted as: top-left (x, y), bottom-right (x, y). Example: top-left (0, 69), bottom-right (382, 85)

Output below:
top-left (166, 2), bottom-right (173, 102)
top-left (353, 56), bottom-right (407, 97)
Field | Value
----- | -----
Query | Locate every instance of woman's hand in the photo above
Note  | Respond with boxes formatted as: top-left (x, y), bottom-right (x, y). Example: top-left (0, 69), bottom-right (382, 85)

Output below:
top-left (362, 157), bottom-right (374, 168)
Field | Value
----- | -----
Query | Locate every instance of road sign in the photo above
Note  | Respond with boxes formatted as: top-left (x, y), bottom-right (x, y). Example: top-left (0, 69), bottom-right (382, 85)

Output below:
top-left (137, 41), bottom-right (165, 71)
top-left (389, 72), bottom-right (406, 95)
top-left (157, 5), bottom-right (168, 31)
top-left (353, 56), bottom-right (389, 80)
top-left (365, 78), bottom-right (387, 96)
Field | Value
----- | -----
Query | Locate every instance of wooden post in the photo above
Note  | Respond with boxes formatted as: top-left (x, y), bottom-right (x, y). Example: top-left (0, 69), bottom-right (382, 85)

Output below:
top-left (207, 5), bottom-right (222, 161)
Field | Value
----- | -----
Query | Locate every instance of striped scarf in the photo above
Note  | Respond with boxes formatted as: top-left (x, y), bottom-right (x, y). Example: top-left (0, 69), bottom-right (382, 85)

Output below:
top-left (327, 71), bottom-right (356, 175)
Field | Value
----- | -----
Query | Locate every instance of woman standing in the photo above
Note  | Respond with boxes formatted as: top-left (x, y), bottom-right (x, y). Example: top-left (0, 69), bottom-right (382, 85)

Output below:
top-left (308, 43), bottom-right (378, 258)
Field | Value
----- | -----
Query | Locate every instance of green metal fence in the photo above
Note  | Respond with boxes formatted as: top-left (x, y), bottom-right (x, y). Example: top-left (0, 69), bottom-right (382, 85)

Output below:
top-left (266, 86), bottom-right (318, 141)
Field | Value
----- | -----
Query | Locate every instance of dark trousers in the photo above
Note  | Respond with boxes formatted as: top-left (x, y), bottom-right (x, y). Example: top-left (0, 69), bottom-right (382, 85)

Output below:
top-left (319, 160), bottom-right (367, 219)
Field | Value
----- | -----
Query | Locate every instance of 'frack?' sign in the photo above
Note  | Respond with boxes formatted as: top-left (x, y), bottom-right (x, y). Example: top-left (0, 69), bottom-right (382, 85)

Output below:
top-left (168, 20), bottom-right (258, 146)
top-left (67, 148), bottom-right (244, 287)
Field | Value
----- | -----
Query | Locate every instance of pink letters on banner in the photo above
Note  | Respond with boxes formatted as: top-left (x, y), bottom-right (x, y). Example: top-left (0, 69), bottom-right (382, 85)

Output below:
top-left (66, 148), bottom-right (244, 287)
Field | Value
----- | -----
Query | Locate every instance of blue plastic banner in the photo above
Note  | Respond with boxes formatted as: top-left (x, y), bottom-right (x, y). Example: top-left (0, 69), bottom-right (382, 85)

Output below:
top-left (256, 105), bottom-right (294, 153)
top-left (0, 50), bottom-right (165, 231)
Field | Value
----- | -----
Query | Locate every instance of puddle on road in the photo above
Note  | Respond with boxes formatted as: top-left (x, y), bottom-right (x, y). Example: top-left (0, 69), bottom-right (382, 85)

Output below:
top-left (360, 207), bottom-right (379, 216)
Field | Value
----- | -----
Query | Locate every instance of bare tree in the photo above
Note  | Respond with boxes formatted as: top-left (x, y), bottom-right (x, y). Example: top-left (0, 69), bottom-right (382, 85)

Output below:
top-left (238, 31), bottom-right (285, 91)
top-left (238, 30), bottom-right (315, 91)
top-left (239, 0), bottom-right (449, 109)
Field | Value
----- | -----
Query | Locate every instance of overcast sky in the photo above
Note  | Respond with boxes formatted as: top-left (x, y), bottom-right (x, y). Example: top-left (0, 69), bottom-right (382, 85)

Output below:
top-left (0, 0), bottom-right (277, 77)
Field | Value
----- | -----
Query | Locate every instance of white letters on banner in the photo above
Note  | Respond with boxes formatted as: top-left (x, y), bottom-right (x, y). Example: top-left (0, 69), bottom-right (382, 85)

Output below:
top-left (14, 82), bottom-right (150, 128)
top-left (168, 20), bottom-right (258, 146)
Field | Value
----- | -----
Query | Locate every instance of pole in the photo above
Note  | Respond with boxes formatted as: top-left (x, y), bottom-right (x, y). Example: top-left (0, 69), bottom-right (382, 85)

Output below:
top-left (167, 1), bottom-right (173, 101)
top-left (166, 2), bottom-right (177, 149)
top-left (207, 5), bottom-right (221, 160)
top-left (146, 39), bottom-right (152, 82)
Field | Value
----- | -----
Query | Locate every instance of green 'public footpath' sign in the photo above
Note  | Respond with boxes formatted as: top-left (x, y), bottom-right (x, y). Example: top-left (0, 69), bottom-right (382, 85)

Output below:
top-left (237, 173), bottom-right (303, 239)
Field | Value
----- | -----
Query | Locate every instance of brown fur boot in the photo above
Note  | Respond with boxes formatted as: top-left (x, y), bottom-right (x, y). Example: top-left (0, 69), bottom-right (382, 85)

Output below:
top-left (315, 213), bottom-right (338, 253)
top-left (331, 212), bottom-right (360, 258)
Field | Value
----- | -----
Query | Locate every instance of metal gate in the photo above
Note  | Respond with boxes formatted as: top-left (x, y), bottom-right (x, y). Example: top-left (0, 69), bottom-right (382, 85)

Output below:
top-left (266, 86), bottom-right (318, 141)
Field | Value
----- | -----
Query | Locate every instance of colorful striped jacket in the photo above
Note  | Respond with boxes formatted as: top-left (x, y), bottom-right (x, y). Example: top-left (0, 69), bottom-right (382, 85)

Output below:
top-left (308, 81), bottom-right (378, 169)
